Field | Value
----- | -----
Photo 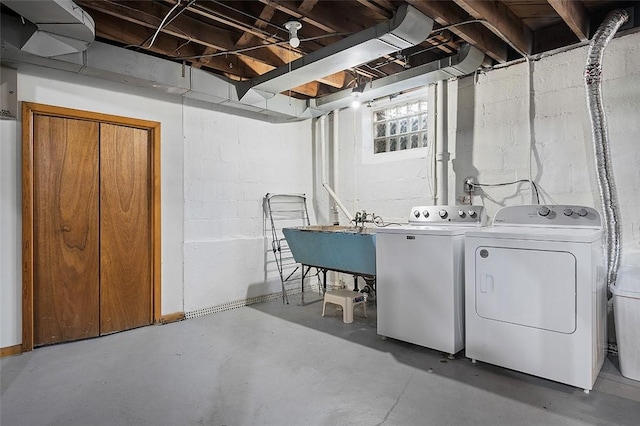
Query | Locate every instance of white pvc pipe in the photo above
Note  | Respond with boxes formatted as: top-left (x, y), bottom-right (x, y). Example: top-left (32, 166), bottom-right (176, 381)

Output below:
top-left (332, 110), bottom-right (340, 224)
top-left (319, 115), bottom-right (353, 222)
top-left (435, 80), bottom-right (450, 205)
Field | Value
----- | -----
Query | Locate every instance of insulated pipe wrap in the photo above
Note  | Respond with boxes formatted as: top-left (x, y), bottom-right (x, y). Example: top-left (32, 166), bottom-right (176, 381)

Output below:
top-left (585, 9), bottom-right (629, 289)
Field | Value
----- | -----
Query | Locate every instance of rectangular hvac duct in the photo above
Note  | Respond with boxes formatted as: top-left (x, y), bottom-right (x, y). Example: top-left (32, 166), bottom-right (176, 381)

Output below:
top-left (237, 4), bottom-right (433, 101)
top-left (312, 45), bottom-right (485, 112)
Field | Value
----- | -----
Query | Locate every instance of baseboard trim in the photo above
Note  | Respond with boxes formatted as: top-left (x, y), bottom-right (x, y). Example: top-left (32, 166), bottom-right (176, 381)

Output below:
top-left (1, 344), bottom-right (22, 358)
top-left (185, 284), bottom-right (322, 319)
top-left (159, 312), bottom-right (185, 324)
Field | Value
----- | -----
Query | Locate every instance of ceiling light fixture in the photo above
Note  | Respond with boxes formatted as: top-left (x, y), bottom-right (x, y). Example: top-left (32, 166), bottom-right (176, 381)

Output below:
top-left (284, 21), bottom-right (302, 48)
top-left (351, 81), bottom-right (366, 108)
top-left (351, 83), bottom-right (366, 97)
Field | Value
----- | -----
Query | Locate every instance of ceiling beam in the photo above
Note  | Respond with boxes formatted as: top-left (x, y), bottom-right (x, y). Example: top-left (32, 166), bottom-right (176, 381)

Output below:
top-left (235, 4), bottom-right (277, 48)
top-left (406, 0), bottom-right (507, 62)
top-left (354, 0), bottom-right (393, 19)
top-left (452, 0), bottom-right (533, 55)
top-left (547, 0), bottom-right (590, 41)
top-left (87, 9), bottom-right (259, 78)
top-left (298, 0), bottom-right (320, 14)
top-left (260, 0), bottom-right (373, 33)
top-left (80, 4), bottom-right (322, 97)
top-left (179, 0), bottom-right (346, 89)
top-left (77, 1), bottom-right (280, 69)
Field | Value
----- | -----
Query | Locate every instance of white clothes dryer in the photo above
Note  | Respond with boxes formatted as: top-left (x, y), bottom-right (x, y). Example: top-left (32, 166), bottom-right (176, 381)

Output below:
top-left (464, 205), bottom-right (606, 392)
top-left (376, 205), bottom-right (486, 357)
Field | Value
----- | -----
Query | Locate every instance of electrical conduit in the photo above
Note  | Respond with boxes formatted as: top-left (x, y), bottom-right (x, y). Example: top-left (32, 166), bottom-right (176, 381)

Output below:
top-left (332, 110), bottom-right (341, 224)
top-left (435, 80), bottom-right (449, 205)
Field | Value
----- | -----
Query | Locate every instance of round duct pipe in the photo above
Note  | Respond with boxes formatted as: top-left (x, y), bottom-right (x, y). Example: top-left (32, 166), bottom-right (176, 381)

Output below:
top-left (584, 9), bottom-right (629, 290)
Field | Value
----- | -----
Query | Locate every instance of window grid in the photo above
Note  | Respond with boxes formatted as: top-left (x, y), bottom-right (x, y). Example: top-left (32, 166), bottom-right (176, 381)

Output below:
top-left (373, 100), bottom-right (428, 154)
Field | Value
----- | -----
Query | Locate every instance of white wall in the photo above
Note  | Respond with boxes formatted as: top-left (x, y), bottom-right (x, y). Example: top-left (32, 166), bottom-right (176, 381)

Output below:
top-left (0, 65), bottom-right (314, 348)
top-left (0, 65), bottom-right (185, 348)
top-left (338, 31), bottom-right (640, 264)
top-left (328, 88), bottom-right (438, 225)
top-left (182, 99), bottom-right (313, 312)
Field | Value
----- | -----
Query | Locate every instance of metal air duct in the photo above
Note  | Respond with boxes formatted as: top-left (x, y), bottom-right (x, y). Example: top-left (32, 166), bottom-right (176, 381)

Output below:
top-left (585, 9), bottom-right (629, 290)
top-left (1, 0), bottom-right (94, 57)
top-left (312, 44), bottom-right (484, 112)
top-left (237, 4), bottom-right (433, 102)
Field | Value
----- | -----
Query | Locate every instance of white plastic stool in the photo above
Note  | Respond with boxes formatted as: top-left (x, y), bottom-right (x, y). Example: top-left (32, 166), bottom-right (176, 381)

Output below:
top-left (322, 289), bottom-right (367, 323)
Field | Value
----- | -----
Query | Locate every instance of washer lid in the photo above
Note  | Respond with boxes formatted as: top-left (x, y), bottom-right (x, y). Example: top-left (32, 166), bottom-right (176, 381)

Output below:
top-left (465, 225), bottom-right (602, 243)
top-left (376, 224), bottom-right (481, 235)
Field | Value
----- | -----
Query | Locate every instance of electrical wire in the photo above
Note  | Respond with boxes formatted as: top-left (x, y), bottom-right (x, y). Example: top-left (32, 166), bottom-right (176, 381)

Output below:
top-left (148, 0), bottom-right (183, 48)
top-left (473, 180), bottom-right (540, 204)
top-left (176, 32), bottom-right (353, 60)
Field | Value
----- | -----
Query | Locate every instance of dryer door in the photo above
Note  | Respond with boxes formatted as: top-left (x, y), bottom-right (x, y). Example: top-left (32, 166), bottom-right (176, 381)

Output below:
top-left (474, 246), bottom-right (576, 333)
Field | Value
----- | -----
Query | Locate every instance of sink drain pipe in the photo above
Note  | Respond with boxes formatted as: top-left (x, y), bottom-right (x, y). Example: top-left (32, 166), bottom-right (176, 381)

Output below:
top-left (584, 9), bottom-right (629, 290)
top-left (319, 114), bottom-right (354, 222)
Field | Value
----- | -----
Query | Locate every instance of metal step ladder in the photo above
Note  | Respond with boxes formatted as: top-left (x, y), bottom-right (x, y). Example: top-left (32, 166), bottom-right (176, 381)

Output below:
top-left (263, 193), bottom-right (319, 304)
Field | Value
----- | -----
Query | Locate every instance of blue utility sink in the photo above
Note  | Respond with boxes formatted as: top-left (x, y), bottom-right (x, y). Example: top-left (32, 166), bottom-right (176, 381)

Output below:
top-left (282, 226), bottom-right (376, 275)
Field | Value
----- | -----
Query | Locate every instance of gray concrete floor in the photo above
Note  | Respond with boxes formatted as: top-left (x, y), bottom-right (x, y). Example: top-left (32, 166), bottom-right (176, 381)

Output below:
top-left (2, 293), bottom-right (640, 426)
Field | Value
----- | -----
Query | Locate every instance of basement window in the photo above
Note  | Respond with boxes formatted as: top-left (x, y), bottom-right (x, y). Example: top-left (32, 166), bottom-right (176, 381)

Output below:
top-left (373, 99), bottom-right (428, 154)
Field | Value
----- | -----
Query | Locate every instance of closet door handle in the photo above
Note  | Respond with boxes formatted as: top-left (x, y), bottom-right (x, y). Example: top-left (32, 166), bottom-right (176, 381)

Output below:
top-left (60, 226), bottom-right (71, 232)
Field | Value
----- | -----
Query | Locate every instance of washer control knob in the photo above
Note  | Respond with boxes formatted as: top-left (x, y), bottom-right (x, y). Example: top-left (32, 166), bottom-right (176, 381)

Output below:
top-left (413, 210), bottom-right (420, 218)
top-left (468, 210), bottom-right (477, 218)
top-left (577, 208), bottom-right (588, 217)
top-left (563, 208), bottom-right (573, 216)
top-left (439, 209), bottom-right (448, 219)
top-left (422, 210), bottom-right (430, 218)
top-left (538, 206), bottom-right (551, 217)
top-left (458, 210), bottom-right (466, 218)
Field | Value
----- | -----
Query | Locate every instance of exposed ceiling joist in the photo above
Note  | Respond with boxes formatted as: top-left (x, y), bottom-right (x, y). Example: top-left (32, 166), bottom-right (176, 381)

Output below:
top-left (452, 0), bottom-right (533, 55)
top-left (4, 0), bottom-right (635, 106)
top-left (298, 0), bottom-right (320, 14)
top-left (548, 0), bottom-right (590, 41)
top-left (406, 0), bottom-right (508, 63)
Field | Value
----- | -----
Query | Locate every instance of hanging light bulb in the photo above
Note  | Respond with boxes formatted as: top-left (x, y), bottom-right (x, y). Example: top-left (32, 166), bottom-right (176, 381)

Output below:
top-left (284, 21), bottom-right (302, 48)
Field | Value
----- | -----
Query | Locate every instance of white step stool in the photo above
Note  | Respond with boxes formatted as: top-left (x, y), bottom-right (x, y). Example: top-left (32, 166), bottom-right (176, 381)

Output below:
top-left (322, 289), bottom-right (367, 323)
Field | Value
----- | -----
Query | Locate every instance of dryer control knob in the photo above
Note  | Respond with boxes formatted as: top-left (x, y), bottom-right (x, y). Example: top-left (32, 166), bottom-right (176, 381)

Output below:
top-left (439, 209), bottom-right (448, 219)
top-left (577, 208), bottom-right (588, 217)
top-left (413, 210), bottom-right (420, 218)
top-left (563, 208), bottom-right (573, 216)
top-left (458, 210), bottom-right (466, 218)
top-left (538, 206), bottom-right (551, 217)
top-left (422, 210), bottom-right (430, 218)
top-left (468, 210), bottom-right (477, 218)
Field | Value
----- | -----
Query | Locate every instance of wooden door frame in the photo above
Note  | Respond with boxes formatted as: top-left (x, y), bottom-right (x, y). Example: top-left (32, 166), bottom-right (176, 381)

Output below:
top-left (22, 102), bottom-right (162, 352)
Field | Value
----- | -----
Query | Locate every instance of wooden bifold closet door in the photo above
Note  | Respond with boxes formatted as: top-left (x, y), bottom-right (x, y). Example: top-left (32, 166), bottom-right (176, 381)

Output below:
top-left (99, 124), bottom-right (151, 335)
top-left (25, 104), bottom-right (159, 349)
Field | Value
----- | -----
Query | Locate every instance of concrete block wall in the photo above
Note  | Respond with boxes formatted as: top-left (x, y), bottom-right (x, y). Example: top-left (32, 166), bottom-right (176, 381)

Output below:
top-left (0, 66), bottom-right (315, 348)
top-left (0, 66), bottom-right (185, 348)
top-left (457, 31), bottom-right (640, 263)
top-left (183, 99), bottom-right (314, 313)
top-left (336, 31), bottom-right (640, 265)
top-left (330, 88), bottom-right (438, 225)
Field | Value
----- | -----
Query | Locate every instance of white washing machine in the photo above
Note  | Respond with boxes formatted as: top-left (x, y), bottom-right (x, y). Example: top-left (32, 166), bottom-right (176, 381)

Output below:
top-left (376, 205), bottom-right (486, 357)
top-left (464, 205), bottom-right (606, 392)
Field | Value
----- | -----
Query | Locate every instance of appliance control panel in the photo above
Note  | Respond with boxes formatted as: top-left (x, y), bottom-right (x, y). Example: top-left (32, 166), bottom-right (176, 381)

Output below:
top-left (409, 205), bottom-right (486, 225)
top-left (492, 205), bottom-right (601, 227)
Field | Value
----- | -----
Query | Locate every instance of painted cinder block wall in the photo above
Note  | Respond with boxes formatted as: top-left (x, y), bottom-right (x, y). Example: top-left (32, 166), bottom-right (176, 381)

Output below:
top-left (335, 31), bottom-right (640, 265)
top-left (2, 30), bottom-right (639, 350)
top-left (182, 99), bottom-right (314, 313)
top-left (0, 67), bottom-right (314, 348)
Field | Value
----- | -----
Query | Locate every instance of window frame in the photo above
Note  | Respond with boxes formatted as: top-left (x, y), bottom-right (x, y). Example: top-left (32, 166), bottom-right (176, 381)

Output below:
top-left (360, 87), bottom-right (436, 165)
top-left (373, 99), bottom-right (429, 154)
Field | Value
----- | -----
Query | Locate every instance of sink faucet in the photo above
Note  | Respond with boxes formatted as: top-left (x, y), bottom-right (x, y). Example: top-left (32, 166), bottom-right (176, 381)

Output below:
top-left (353, 210), bottom-right (374, 227)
